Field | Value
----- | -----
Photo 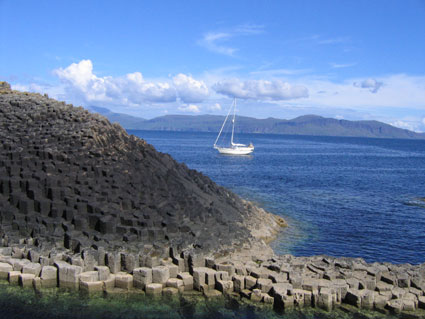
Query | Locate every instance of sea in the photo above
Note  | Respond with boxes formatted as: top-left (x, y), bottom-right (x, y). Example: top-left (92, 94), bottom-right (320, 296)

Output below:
top-left (1, 130), bottom-right (424, 319)
top-left (132, 130), bottom-right (425, 265)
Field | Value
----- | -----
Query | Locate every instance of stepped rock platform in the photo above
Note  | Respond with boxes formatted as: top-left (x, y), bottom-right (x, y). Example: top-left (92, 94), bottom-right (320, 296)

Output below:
top-left (0, 81), bottom-right (424, 316)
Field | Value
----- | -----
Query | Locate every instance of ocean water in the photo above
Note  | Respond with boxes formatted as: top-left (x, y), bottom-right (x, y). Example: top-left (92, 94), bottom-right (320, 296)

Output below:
top-left (1, 131), bottom-right (424, 319)
top-left (131, 130), bottom-right (425, 265)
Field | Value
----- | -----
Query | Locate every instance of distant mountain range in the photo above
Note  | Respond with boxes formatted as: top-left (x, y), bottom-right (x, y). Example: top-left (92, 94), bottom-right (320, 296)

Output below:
top-left (87, 106), bottom-right (425, 140)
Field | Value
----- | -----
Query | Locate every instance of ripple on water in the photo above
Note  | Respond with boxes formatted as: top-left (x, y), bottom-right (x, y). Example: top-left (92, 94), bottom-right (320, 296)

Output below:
top-left (133, 131), bottom-right (425, 264)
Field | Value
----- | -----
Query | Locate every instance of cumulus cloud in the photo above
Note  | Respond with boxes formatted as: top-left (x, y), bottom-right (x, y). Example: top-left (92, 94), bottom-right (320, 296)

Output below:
top-left (122, 72), bottom-right (176, 103)
top-left (213, 78), bottom-right (308, 101)
top-left (178, 104), bottom-right (200, 113)
top-left (54, 60), bottom-right (176, 105)
top-left (353, 78), bottom-right (383, 93)
top-left (53, 60), bottom-right (210, 107)
top-left (173, 73), bottom-right (209, 103)
top-left (54, 60), bottom-right (110, 102)
top-left (54, 59), bottom-right (96, 88)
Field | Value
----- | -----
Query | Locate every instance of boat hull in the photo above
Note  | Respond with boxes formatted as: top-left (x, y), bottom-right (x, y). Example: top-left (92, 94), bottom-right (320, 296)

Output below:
top-left (215, 146), bottom-right (254, 155)
top-left (213, 98), bottom-right (255, 155)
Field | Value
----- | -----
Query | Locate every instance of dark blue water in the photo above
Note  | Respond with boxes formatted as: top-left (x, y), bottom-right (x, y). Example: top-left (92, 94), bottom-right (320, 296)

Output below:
top-left (1, 131), bottom-right (422, 319)
top-left (130, 130), bottom-right (425, 265)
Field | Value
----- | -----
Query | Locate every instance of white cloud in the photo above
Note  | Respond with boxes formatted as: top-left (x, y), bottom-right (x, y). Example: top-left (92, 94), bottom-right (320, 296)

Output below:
top-left (303, 74), bottom-right (425, 110)
top-left (12, 60), bottom-right (425, 126)
top-left (199, 24), bottom-right (264, 56)
top-left (391, 120), bottom-right (416, 131)
top-left (12, 82), bottom-right (67, 101)
top-left (178, 104), bottom-right (200, 113)
top-left (13, 83), bottom-right (49, 93)
top-left (54, 60), bottom-right (112, 103)
top-left (200, 32), bottom-right (236, 56)
top-left (173, 73), bottom-right (209, 103)
top-left (353, 78), bottom-right (383, 93)
top-left (52, 60), bottom-right (211, 107)
top-left (209, 103), bottom-right (222, 111)
top-left (54, 59), bottom-right (96, 88)
top-left (213, 78), bottom-right (308, 101)
top-left (54, 60), bottom-right (176, 105)
top-left (122, 72), bottom-right (176, 103)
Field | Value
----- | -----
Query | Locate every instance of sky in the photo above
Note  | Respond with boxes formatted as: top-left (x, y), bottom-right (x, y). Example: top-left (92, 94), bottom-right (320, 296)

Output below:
top-left (1, 0), bottom-right (425, 131)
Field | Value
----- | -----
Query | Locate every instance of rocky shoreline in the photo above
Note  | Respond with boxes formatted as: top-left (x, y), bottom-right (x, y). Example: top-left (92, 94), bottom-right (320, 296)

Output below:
top-left (0, 81), bottom-right (424, 317)
top-left (0, 81), bottom-right (281, 259)
top-left (1, 248), bottom-right (425, 317)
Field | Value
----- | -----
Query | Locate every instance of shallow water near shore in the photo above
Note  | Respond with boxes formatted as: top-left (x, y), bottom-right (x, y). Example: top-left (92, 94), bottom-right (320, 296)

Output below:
top-left (133, 130), bottom-right (425, 265)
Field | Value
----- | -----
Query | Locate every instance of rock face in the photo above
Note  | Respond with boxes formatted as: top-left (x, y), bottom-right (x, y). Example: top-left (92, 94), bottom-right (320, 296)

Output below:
top-left (0, 82), bottom-right (283, 261)
top-left (2, 250), bottom-right (424, 315)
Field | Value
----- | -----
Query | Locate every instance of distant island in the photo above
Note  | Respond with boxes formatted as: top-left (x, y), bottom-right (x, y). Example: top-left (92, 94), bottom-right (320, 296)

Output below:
top-left (88, 106), bottom-right (425, 140)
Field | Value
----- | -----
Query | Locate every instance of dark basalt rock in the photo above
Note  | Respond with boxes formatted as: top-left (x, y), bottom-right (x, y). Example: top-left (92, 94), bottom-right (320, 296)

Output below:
top-left (0, 82), bottom-right (258, 259)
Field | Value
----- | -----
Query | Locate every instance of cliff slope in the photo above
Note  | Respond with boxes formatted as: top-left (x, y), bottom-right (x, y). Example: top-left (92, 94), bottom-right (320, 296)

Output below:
top-left (0, 82), bottom-right (282, 260)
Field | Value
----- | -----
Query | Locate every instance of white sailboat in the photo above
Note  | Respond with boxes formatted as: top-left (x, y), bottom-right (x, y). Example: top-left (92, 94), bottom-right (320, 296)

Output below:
top-left (213, 98), bottom-right (254, 155)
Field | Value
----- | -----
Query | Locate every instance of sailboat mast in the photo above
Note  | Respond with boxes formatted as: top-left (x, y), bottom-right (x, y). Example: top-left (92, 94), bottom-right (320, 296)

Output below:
top-left (213, 98), bottom-right (233, 147)
top-left (231, 98), bottom-right (236, 146)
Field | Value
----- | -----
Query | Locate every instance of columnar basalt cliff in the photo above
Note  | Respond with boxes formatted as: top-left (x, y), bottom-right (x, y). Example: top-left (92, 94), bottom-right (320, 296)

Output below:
top-left (1, 82), bottom-right (425, 317)
top-left (0, 81), bottom-right (282, 260)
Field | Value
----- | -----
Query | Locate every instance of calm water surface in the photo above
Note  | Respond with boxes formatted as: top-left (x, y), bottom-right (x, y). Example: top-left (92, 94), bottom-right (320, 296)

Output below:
top-left (1, 131), bottom-right (424, 319)
top-left (131, 130), bottom-right (425, 265)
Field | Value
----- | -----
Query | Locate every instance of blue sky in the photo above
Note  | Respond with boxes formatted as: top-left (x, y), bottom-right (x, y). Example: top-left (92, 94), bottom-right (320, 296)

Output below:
top-left (1, 0), bottom-right (425, 131)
